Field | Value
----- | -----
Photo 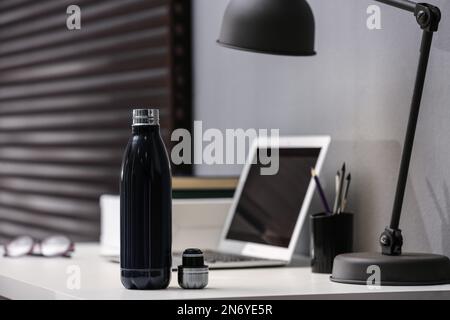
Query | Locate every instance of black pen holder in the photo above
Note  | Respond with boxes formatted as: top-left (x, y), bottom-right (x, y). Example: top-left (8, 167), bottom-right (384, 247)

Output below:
top-left (310, 213), bottom-right (354, 274)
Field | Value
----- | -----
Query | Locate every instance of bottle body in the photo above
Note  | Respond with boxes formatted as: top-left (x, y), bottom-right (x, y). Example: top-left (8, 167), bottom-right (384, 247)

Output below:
top-left (120, 110), bottom-right (172, 290)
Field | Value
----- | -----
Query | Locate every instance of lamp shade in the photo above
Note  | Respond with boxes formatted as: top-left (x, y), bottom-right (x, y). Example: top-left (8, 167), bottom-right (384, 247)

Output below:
top-left (218, 0), bottom-right (316, 56)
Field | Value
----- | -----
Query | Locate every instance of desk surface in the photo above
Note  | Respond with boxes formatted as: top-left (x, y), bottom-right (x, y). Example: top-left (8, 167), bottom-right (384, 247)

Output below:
top-left (1, 244), bottom-right (450, 300)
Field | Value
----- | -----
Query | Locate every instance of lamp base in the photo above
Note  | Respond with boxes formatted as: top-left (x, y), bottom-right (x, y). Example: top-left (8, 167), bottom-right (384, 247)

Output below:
top-left (331, 252), bottom-right (450, 286)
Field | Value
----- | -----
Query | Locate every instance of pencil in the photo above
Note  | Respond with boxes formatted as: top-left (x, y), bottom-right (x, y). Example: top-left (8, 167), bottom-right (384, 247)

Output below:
top-left (341, 173), bottom-right (352, 212)
top-left (333, 171), bottom-right (341, 214)
top-left (337, 163), bottom-right (346, 214)
top-left (311, 168), bottom-right (332, 214)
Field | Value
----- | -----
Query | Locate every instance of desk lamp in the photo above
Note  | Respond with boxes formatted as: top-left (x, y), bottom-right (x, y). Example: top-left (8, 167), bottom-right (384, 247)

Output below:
top-left (218, 0), bottom-right (450, 285)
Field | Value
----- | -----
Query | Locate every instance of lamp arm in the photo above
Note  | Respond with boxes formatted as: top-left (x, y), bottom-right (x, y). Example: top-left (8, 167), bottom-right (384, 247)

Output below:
top-left (375, 0), bottom-right (416, 13)
top-left (374, 1), bottom-right (441, 256)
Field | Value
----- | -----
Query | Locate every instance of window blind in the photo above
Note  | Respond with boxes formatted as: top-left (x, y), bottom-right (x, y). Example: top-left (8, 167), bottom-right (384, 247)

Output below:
top-left (0, 0), bottom-right (192, 242)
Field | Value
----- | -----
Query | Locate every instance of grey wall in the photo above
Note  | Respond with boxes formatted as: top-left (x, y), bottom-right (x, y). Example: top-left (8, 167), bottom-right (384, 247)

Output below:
top-left (192, 0), bottom-right (450, 255)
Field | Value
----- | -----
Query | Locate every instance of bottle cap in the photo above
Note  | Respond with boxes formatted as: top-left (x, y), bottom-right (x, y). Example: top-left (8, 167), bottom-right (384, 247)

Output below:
top-left (132, 109), bottom-right (159, 126)
top-left (178, 248), bottom-right (209, 289)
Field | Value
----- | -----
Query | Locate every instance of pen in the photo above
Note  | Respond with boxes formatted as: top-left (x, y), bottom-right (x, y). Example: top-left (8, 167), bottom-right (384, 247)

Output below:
top-left (311, 168), bottom-right (332, 215)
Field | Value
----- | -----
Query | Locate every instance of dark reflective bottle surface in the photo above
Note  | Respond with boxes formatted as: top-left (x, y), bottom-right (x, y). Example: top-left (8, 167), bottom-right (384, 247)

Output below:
top-left (120, 109), bottom-right (172, 290)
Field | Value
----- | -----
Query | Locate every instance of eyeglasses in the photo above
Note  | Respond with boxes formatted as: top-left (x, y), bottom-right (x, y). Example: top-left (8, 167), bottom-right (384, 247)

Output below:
top-left (3, 235), bottom-right (75, 258)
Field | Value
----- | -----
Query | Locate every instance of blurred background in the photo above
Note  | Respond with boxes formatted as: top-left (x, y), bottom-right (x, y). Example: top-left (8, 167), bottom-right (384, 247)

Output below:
top-left (0, 0), bottom-right (192, 242)
top-left (1, 0), bottom-right (450, 257)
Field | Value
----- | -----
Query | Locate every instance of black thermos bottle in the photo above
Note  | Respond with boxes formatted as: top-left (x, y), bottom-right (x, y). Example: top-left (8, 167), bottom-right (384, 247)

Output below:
top-left (120, 109), bottom-right (172, 290)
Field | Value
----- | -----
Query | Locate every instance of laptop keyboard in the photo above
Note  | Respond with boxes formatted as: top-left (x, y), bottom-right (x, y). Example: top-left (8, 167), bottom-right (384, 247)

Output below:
top-left (204, 250), bottom-right (266, 263)
top-left (108, 251), bottom-right (283, 270)
top-left (173, 250), bottom-right (266, 264)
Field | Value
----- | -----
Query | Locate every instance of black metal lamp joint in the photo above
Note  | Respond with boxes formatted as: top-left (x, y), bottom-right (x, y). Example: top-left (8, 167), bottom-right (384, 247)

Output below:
top-left (415, 3), bottom-right (441, 32)
top-left (380, 227), bottom-right (404, 256)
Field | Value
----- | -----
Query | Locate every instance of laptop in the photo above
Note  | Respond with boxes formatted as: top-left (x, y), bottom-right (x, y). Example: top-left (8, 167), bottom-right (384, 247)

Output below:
top-left (173, 136), bottom-right (330, 269)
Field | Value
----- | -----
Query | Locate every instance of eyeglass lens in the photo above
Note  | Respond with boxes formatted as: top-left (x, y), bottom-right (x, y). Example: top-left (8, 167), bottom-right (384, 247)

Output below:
top-left (5, 236), bottom-right (34, 257)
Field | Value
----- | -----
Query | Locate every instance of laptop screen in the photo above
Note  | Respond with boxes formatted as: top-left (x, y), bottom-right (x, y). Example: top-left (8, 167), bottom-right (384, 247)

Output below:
top-left (226, 148), bottom-right (321, 248)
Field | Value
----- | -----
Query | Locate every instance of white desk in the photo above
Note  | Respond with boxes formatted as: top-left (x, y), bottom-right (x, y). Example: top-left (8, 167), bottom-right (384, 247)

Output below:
top-left (0, 244), bottom-right (450, 300)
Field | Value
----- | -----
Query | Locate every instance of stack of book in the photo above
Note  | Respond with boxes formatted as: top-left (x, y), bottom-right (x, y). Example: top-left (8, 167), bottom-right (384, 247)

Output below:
top-left (172, 176), bottom-right (238, 199)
